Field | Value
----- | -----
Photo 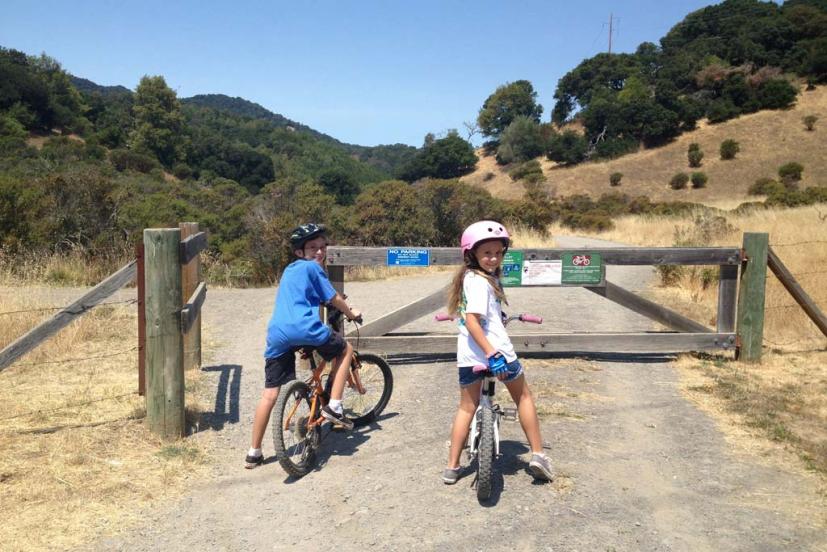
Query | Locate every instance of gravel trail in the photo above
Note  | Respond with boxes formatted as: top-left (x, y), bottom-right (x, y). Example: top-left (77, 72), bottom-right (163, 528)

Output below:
top-left (88, 237), bottom-right (825, 552)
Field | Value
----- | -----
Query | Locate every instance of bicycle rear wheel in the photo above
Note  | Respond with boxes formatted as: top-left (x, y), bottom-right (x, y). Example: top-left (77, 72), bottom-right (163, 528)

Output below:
top-left (272, 380), bottom-right (319, 477)
top-left (342, 352), bottom-right (393, 427)
top-left (476, 406), bottom-right (496, 501)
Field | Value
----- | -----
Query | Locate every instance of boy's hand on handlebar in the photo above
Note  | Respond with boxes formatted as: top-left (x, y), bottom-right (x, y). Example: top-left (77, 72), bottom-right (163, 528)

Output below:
top-left (487, 352), bottom-right (508, 379)
top-left (347, 308), bottom-right (363, 324)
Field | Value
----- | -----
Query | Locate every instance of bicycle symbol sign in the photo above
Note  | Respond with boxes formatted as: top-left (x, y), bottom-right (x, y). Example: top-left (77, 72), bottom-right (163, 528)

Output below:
top-left (571, 255), bottom-right (591, 266)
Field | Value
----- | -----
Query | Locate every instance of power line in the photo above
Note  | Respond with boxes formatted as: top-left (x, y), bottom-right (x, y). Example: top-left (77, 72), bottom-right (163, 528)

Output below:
top-left (10, 346), bottom-right (138, 368)
top-left (0, 298), bottom-right (137, 317)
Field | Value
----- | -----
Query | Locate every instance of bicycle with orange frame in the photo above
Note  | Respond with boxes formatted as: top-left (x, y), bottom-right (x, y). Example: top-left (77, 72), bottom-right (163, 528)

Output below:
top-left (272, 306), bottom-right (393, 477)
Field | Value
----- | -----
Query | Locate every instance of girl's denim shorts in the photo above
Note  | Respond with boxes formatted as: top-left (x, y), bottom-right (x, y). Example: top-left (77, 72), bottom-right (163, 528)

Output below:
top-left (458, 358), bottom-right (523, 387)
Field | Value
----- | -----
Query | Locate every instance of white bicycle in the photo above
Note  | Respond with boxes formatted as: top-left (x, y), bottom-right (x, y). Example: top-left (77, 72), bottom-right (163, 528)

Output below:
top-left (435, 312), bottom-right (542, 501)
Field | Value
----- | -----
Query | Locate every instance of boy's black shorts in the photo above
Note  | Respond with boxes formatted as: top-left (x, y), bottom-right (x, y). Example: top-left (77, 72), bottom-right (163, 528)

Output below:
top-left (264, 332), bottom-right (347, 388)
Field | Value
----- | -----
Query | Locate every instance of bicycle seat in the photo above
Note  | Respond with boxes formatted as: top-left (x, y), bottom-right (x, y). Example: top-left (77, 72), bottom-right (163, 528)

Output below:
top-left (472, 364), bottom-right (489, 374)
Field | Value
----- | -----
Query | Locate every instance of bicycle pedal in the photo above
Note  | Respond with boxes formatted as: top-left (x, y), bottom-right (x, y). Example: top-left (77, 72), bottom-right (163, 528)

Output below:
top-left (501, 407), bottom-right (518, 421)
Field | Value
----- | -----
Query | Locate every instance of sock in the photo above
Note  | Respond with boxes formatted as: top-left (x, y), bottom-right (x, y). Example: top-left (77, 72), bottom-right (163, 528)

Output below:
top-left (328, 399), bottom-right (343, 414)
top-left (248, 447), bottom-right (261, 458)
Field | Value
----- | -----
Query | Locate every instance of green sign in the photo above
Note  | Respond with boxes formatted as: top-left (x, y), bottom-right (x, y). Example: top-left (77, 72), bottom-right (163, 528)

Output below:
top-left (501, 250), bottom-right (523, 287)
top-left (561, 253), bottom-right (603, 285)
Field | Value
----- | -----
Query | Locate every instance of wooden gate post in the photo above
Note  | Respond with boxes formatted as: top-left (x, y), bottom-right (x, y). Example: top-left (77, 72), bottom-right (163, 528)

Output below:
top-left (179, 222), bottom-right (201, 371)
top-left (736, 232), bottom-right (769, 362)
top-left (144, 228), bottom-right (185, 439)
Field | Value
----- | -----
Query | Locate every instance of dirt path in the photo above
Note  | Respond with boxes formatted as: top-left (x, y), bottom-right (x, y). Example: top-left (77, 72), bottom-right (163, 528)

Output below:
top-left (88, 237), bottom-right (825, 551)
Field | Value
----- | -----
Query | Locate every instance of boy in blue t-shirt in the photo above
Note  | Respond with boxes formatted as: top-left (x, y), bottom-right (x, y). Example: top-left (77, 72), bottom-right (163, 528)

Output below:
top-left (245, 223), bottom-right (361, 468)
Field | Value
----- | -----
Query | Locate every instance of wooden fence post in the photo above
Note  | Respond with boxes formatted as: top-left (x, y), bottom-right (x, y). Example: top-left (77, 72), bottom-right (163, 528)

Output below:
top-left (179, 222), bottom-right (201, 371)
top-left (136, 240), bottom-right (146, 396)
top-left (736, 232), bottom-right (769, 362)
top-left (144, 228), bottom-right (184, 439)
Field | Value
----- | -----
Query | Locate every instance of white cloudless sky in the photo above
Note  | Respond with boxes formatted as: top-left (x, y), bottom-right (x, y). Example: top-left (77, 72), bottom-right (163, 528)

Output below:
top-left (2, 0), bottom-right (734, 147)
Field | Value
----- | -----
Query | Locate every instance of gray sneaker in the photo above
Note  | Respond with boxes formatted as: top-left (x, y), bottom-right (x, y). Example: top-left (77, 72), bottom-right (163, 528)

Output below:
top-left (528, 453), bottom-right (554, 481)
top-left (442, 466), bottom-right (463, 485)
top-left (321, 405), bottom-right (354, 430)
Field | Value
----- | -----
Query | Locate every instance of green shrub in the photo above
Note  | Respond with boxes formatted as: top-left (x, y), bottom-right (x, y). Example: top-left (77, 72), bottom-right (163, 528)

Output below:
top-left (110, 149), bottom-right (160, 173)
top-left (688, 143), bottom-right (700, 152)
top-left (609, 172), bottom-right (623, 186)
top-left (546, 130), bottom-right (588, 165)
top-left (691, 172), bottom-right (708, 188)
top-left (720, 139), bottom-right (740, 160)
top-left (778, 162), bottom-right (804, 183)
top-left (803, 115), bottom-right (818, 131)
top-left (749, 178), bottom-right (784, 196)
top-left (688, 148), bottom-right (704, 168)
top-left (508, 160), bottom-right (544, 182)
top-left (496, 116), bottom-right (546, 165)
top-left (173, 163), bottom-right (193, 180)
top-left (670, 173), bottom-right (689, 190)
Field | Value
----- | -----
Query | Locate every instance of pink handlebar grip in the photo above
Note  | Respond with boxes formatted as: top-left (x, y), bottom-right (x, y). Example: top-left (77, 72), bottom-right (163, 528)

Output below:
top-left (472, 364), bottom-right (488, 374)
top-left (520, 314), bottom-right (543, 324)
top-left (434, 313), bottom-right (454, 322)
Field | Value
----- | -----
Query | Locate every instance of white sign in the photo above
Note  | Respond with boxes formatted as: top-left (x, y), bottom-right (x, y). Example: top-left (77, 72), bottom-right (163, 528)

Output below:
top-left (522, 260), bottom-right (562, 286)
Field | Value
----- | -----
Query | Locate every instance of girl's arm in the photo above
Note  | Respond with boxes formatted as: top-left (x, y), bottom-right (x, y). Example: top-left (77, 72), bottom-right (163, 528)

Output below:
top-left (464, 313), bottom-right (496, 358)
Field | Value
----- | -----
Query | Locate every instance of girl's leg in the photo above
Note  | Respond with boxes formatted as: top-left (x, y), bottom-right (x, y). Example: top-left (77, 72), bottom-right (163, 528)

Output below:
top-left (504, 375), bottom-right (544, 453)
top-left (447, 381), bottom-right (482, 468)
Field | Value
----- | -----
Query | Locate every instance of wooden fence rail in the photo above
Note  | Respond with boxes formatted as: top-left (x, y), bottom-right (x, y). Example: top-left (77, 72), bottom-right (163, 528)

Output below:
top-left (0, 260), bottom-right (137, 372)
top-left (327, 244), bottom-right (747, 357)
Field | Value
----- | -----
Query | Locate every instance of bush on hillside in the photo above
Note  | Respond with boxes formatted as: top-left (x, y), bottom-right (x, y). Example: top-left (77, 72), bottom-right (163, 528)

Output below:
top-left (546, 130), bottom-right (588, 165)
top-left (496, 116), bottom-right (546, 165)
top-left (720, 139), bottom-right (740, 160)
top-left (110, 149), bottom-right (160, 173)
top-left (691, 172), bottom-right (708, 188)
top-left (778, 162), bottom-right (804, 184)
top-left (687, 146), bottom-right (704, 168)
top-left (670, 172), bottom-right (689, 190)
top-left (803, 115), bottom-right (818, 131)
top-left (594, 136), bottom-right (638, 159)
top-left (765, 186), bottom-right (827, 208)
top-left (609, 172), bottom-right (623, 186)
top-left (749, 177), bottom-right (784, 196)
top-left (508, 160), bottom-right (544, 183)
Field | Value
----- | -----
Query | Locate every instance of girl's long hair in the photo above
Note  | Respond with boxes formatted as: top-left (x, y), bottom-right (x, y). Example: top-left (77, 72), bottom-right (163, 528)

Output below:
top-left (447, 248), bottom-right (508, 316)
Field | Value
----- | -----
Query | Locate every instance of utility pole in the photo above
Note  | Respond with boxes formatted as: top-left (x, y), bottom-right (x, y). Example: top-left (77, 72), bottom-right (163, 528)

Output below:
top-left (608, 13), bottom-right (613, 54)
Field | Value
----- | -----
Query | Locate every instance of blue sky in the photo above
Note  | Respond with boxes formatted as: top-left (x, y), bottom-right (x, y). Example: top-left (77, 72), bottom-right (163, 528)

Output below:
top-left (2, 0), bottom-right (723, 147)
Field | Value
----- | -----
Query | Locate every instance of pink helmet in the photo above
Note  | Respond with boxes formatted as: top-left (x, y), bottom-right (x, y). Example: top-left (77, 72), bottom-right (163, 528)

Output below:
top-left (460, 220), bottom-right (510, 253)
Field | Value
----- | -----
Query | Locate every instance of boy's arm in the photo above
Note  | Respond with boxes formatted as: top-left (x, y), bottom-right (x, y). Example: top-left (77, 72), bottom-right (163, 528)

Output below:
top-left (328, 293), bottom-right (361, 322)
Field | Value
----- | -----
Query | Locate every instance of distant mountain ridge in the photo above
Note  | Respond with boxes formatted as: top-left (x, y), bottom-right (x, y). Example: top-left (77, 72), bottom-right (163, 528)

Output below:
top-left (182, 93), bottom-right (333, 143)
top-left (69, 75), bottom-right (132, 97)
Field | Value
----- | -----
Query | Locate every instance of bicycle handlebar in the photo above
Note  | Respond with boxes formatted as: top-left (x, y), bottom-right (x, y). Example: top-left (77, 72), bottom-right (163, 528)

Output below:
top-left (434, 313), bottom-right (542, 325)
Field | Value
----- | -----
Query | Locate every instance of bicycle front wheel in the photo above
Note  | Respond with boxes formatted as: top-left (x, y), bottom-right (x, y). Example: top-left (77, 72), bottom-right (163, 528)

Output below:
top-left (476, 406), bottom-right (496, 501)
top-left (342, 352), bottom-right (393, 427)
top-left (272, 380), bottom-right (319, 477)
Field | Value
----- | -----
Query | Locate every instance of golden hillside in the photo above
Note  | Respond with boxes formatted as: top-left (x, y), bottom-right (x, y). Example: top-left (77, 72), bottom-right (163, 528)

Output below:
top-left (462, 85), bottom-right (827, 206)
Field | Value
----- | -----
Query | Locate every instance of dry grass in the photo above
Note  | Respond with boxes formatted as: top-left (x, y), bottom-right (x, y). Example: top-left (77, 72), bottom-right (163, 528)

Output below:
top-left (548, 204), bottom-right (827, 478)
top-left (0, 291), bottom-right (210, 551)
top-left (463, 85), bottom-right (827, 204)
top-left (0, 246), bottom-right (134, 287)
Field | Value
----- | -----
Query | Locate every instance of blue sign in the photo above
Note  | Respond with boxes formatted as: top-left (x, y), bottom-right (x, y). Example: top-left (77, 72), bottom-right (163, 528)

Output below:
top-left (387, 248), bottom-right (430, 267)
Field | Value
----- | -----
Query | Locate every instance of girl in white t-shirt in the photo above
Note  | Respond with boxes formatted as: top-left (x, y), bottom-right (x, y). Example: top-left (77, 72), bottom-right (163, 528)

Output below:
top-left (442, 220), bottom-right (553, 484)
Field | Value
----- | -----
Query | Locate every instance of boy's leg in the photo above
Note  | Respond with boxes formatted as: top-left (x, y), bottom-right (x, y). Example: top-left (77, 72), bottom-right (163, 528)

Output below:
top-left (316, 335), bottom-right (354, 429)
top-left (246, 352), bottom-right (295, 467)
top-left (250, 387), bottom-right (280, 449)
top-left (328, 341), bottom-right (353, 401)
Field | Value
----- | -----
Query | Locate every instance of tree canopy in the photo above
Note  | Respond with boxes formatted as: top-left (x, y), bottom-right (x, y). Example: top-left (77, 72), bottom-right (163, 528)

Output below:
top-left (477, 80), bottom-right (543, 139)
